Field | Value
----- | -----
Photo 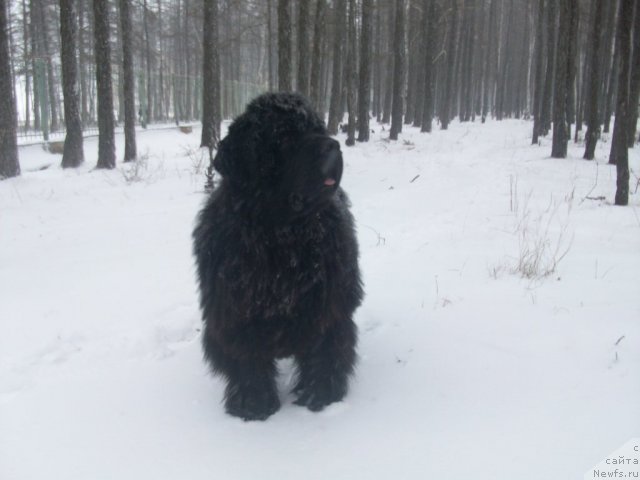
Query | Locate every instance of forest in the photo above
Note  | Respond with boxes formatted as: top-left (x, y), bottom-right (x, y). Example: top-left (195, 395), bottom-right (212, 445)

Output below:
top-left (1, 1), bottom-right (640, 478)
top-left (0, 0), bottom-right (639, 203)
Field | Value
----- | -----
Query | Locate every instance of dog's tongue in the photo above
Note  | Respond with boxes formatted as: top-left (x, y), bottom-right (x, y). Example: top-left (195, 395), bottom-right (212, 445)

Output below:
top-left (324, 178), bottom-right (336, 187)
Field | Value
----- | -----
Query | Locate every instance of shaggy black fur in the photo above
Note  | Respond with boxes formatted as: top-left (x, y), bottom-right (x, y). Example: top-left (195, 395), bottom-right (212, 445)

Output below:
top-left (193, 93), bottom-right (363, 421)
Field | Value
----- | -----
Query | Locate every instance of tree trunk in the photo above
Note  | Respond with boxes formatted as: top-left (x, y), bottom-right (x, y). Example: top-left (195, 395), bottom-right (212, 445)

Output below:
top-left (296, 0), bottom-right (310, 96)
top-left (357, 0), bottom-right (373, 142)
top-left (584, 0), bottom-right (604, 160)
top-left (565, 0), bottom-right (579, 138)
top-left (174, 1), bottom-right (182, 123)
top-left (473, 0), bottom-right (486, 119)
top-left (599, 0), bottom-right (618, 126)
top-left (327, 0), bottom-right (346, 135)
top-left (183, 1), bottom-right (192, 121)
top-left (278, 0), bottom-right (292, 91)
top-left (496, 0), bottom-right (513, 121)
top-left (268, 0), bottom-right (274, 91)
top-left (389, 0), bottom-right (405, 140)
top-left (201, 0), bottom-right (221, 150)
top-left (482, 0), bottom-right (497, 121)
top-left (60, 0), bottom-right (85, 168)
top-left (603, 0), bottom-right (620, 135)
top-left (441, 0), bottom-right (459, 130)
top-left (626, 1), bottom-right (640, 147)
top-left (382, 2), bottom-right (395, 125)
top-left (21, 0), bottom-right (30, 130)
top-left (412, 0), bottom-right (426, 127)
top-left (310, 0), bottom-right (326, 115)
top-left (29, 0), bottom-right (41, 131)
top-left (156, 0), bottom-right (165, 121)
top-left (78, 0), bottom-right (89, 125)
top-left (540, 0), bottom-right (557, 135)
top-left (516, 0), bottom-right (531, 119)
top-left (421, 0), bottom-right (436, 132)
top-left (611, 0), bottom-right (633, 205)
top-left (373, 0), bottom-right (382, 121)
top-left (143, 0), bottom-right (153, 124)
top-left (532, 0), bottom-right (545, 143)
top-left (119, 0), bottom-right (136, 162)
top-left (460, 0), bottom-right (476, 122)
top-left (115, 0), bottom-right (124, 124)
top-left (345, 0), bottom-right (357, 146)
top-left (35, 1), bottom-right (59, 132)
top-left (0, 0), bottom-right (19, 178)
top-left (551, 0), bottom-right (571, 158)
top-left (574, 38), bottom-right (588, 143)
top-left (93, 0), bottom-right (116, 169)
top-left (405, 0), bottom-right (420, 125)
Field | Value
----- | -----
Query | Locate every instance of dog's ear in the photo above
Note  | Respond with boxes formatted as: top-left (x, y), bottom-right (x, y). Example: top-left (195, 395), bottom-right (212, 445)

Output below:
top-left (212, 138), bottom-right (231, 176)
top-left (212, 117), bottom-right (258, 186)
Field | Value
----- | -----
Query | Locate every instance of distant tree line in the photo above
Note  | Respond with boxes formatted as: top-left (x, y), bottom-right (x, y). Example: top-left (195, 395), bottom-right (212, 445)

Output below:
top-left (1, 0), bottom-right (639, 203)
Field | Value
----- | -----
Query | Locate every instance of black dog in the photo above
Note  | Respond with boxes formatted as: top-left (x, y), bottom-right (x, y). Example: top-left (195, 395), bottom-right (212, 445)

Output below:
top-left (193, 93), bottom-right (363, 420)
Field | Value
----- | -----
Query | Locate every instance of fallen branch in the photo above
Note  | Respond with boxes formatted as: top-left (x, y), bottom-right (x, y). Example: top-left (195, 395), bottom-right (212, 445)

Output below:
top-left (580, 162), bottom-right (599, 205)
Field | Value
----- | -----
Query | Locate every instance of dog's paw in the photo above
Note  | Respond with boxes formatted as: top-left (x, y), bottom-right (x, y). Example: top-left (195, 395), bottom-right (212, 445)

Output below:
top-left (225, 383), bottom-right (280, 421)
top-left (293, 376), bottom-right (348, 412)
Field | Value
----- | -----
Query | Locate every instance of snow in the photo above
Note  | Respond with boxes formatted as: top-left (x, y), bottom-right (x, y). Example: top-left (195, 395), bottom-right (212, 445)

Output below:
top-left (1, 119), bottom-right (639, 479)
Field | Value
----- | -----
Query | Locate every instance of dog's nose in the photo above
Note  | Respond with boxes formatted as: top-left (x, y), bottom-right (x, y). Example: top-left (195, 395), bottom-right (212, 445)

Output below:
top-left (320, 140), bottom-right (342, 179)
top-left (321, 149), bottom-right (341, 175)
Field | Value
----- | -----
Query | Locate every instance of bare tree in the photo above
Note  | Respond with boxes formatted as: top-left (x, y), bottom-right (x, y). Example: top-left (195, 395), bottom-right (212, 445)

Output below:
top-left (584, 0), bottom-right (604, 160)
top-left (78, 0), bottom-right (89, 125)
top-left (142, 0), bottom-right (153, 124)
top-left (459, 0), bottom-right (475, 122)
top-left (420, 0), bottom-right (436, 132)
top-left (405, 0), bottom-right (420, 125)
top-left (21, 0), bottom-right (30, 130)
top-left (119, 0), bottom-right (136, 162)
top-left (357, 0), bottom-right (373, 142)
top-left (327, 0), bottom-right (346, 135)
top-left (201, 0), bottom-right (221, 150)
top-left (34, 0), bottom-right (60, 132)
top-left (540, 0), bottom-right (557, 135)
top-left (60, 0), bottom-right (84, 168)
top-left (310, 0), bottom-right (327, 116)
top-left (345, 0), bottom-right (357, 146)
top-left (278, 0), bottom-right (292, 91)
top-left (531, 0), bottom-right (546, 144)
top-left (441, 0), bottom-right (459, 130)
top-left (382, 2), bottom-right (394, 124)
top-left (93, 0), bottom-right (116, 169)
top-left (565, 0), bottom-right (579, 138)
top-left (296, 0), bottom-right (310, 96)
top-left (389, 0), bottom-right (405, 140)
top-left (610, 0), bottom-right (633, 205)
top-left (602, 0), bottom-right (620, 134)
top-left (627, 1), bottom-right (640, 147)
top-left (551, 0), bottom-right (576, 159)
top-left (0, 0), bottom-right (19, 179)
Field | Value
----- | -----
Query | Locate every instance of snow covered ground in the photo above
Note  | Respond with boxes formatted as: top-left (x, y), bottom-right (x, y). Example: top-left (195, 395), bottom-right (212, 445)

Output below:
top-left (1, 118), bottom-right (639, 479)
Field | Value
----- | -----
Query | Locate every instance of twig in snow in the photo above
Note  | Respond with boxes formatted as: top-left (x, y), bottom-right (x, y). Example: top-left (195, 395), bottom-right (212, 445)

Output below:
top-left (614, 335), bottom-right (625, 346)
top-left (580, 162), bottom-right (599, 205)
top-left (410, 174), bottom-right (420, 183)
top-left (363, 225), bottom-right (386, 246)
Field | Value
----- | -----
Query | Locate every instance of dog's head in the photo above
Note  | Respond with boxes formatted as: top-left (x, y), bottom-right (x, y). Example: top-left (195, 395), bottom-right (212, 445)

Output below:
top-left (213, 93), bottom-right (343, 219)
